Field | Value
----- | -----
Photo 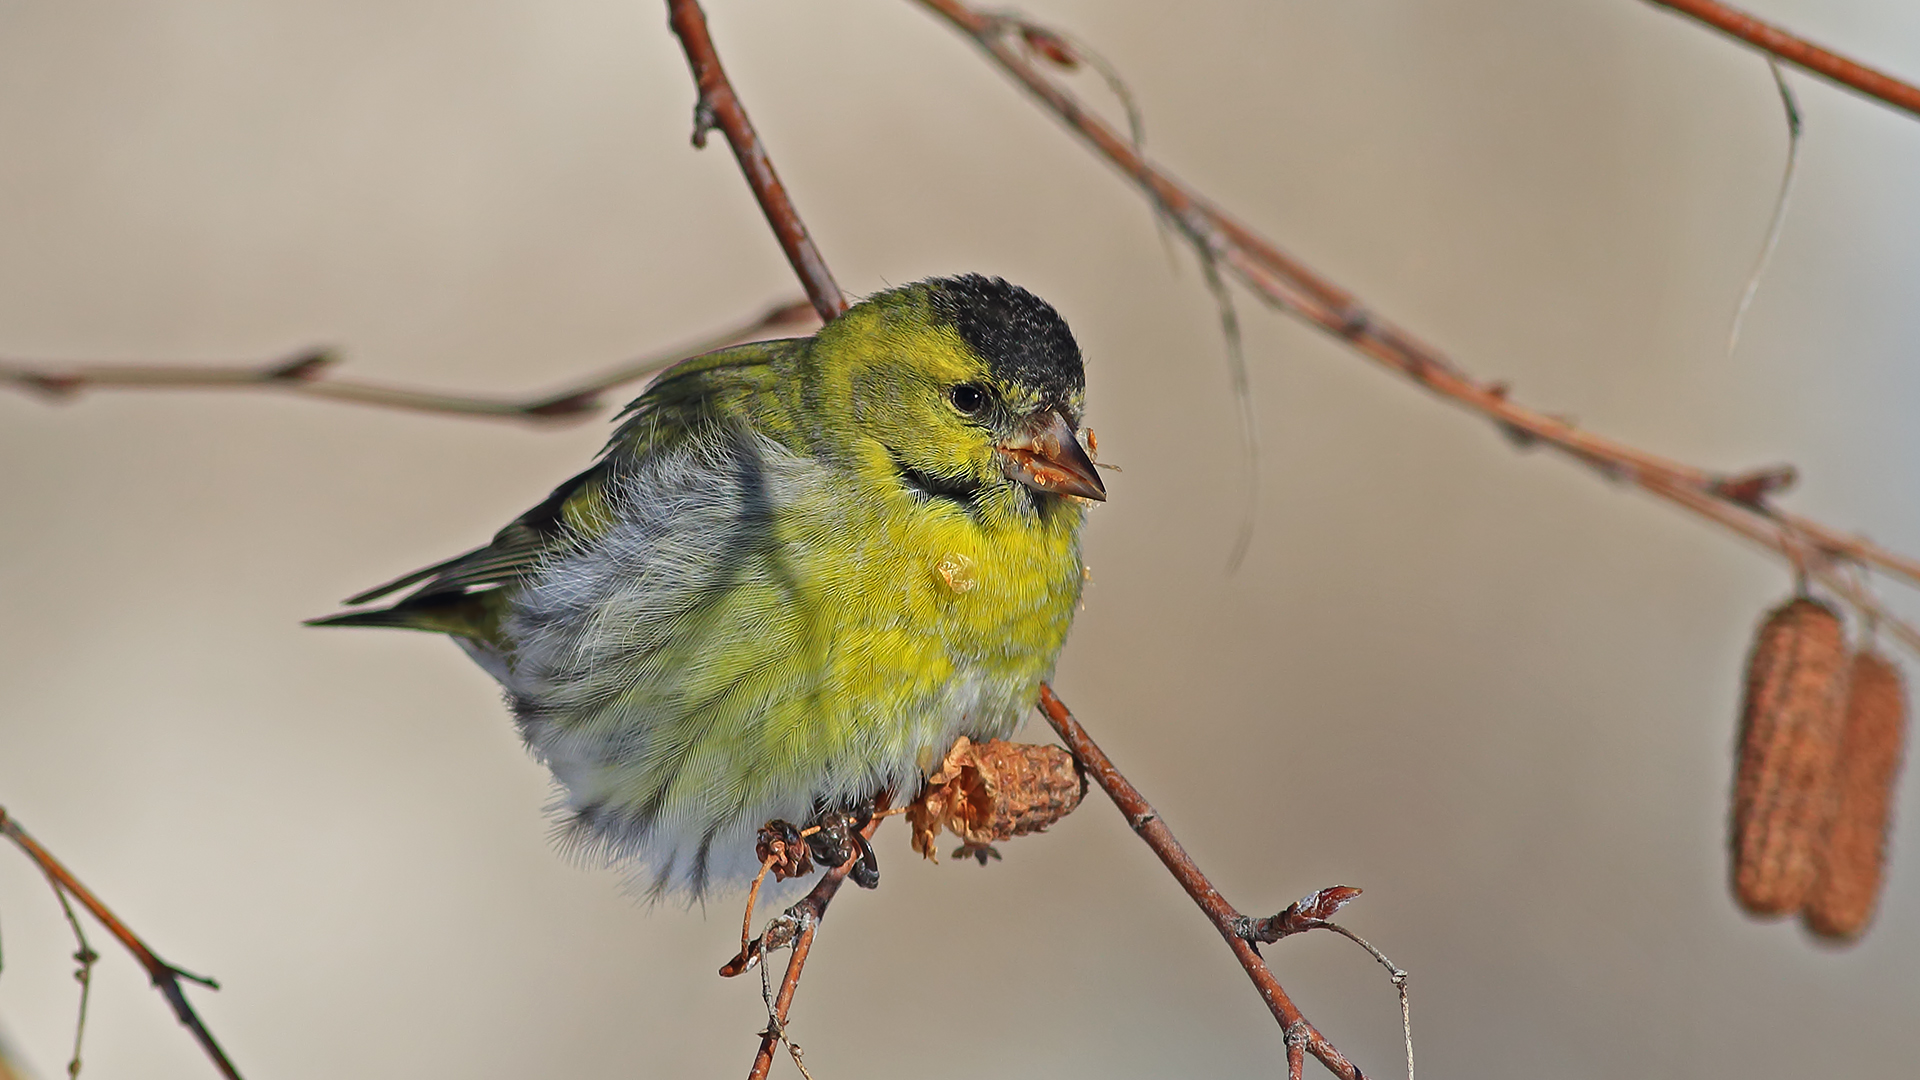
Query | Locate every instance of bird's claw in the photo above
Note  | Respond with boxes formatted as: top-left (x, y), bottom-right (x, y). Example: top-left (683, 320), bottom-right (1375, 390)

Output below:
top-left (806, 801), bottom-right (882, 889)
top-left (849, 831), bottom-right (880, 889)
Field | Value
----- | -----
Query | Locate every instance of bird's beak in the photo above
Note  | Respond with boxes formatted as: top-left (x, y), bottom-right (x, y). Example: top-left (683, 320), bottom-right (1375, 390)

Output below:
top-left (998, 410), bottom-right (1106, 501)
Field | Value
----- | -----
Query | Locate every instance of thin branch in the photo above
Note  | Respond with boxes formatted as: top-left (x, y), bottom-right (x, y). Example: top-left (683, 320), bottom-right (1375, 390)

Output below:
top-left (1398, 969), bottom-right (1413, 1080)
top-left (1037, 685), bottom-right (1365, 1079)
top-left (1197, 249), bottom-right (1258, 572)
top-left (729, 821), bottom-right (878, 1080)
top-left (0, 300), bottom-right (815, 422)
top-left (1727, 59), bottom-right (1802, 355)
top-left (1640, 471), bottom-right (1920, 656)
top-left (992, 15), bottom-right (1177, 257)
top-left (665, 0), bottom-right (847, 322)
top-left (0, 807), bottom-right (242, 1080)
top-left (648, 4), bottom-right (1438, 1075)
top-left (656, 5), bottom-right (1344, 1072)
top-left (45, 867), bottom-right (98, 1079)
top-left (750, 884), bottom-right (831, 1080)
top-left (645, 17), bottom-right (861, 1067)
top-left (1643, 0), bottom-right (1920, 120)
top-left (995, 12), bottom-right (1260, 568)
top-left (1240, 887), bottom-right (1414, 1080)
top-left (758, 947), bottom-right (818, 1080)
top-left (912, 0), bottom-right (1920, 656)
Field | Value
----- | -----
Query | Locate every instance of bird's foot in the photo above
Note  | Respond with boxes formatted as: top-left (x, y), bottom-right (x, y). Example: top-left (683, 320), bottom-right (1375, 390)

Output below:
top-left (806, 801), bottom-right (881, 890)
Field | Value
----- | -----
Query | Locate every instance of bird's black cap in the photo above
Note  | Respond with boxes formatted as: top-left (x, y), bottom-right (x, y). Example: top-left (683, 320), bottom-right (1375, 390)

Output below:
top-left (927, 275), bottom-right (1083, 408)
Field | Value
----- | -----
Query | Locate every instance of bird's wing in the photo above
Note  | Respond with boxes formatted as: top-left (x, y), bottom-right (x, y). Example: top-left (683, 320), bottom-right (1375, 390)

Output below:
top-left (603, 336), bottom-right (804, 459)
top-left (308, 338), bottom-right (805, 639)
top-left (504, 413), bottom-right (859, 898)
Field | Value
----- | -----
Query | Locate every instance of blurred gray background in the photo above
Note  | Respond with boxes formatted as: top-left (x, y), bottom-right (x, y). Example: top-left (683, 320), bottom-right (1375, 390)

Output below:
top-left (4, 1), bottom-right (1919, 1076)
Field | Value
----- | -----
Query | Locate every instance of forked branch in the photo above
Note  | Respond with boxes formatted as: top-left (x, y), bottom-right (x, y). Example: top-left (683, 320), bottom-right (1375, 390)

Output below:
top-left (659, 8), bottom-right (861, 1078)
top-left (664, 1), bottom-right (1378, 1075)
top-left (734, 823), bottom-right (874, 1080)
top-left (1036, 686), bottom-right (1369, 1079)
top-left (0, 806), bottom-right (242, 1080)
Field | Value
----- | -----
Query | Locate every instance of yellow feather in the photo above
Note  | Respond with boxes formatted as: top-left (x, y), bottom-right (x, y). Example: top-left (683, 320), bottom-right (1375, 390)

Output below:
top-left (316, 276), bottom-right (1095, 898)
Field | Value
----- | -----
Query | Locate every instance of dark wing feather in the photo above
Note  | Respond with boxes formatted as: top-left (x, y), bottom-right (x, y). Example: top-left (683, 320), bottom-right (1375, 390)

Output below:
top-left (341, 548), bottom-right (481, 606)
top-left (308, 461), bottom-right (608, 636)
top-left (308, 337), bottom-right (805, 640)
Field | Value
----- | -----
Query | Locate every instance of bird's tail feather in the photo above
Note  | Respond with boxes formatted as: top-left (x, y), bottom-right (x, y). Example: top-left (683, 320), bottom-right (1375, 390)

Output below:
top-left (304, 592), bottom-right (499, 640)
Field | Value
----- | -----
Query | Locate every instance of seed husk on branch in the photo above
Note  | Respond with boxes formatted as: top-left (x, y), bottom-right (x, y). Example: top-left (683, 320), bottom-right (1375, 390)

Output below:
top-left (907, 736), bottom-right (1087, 863)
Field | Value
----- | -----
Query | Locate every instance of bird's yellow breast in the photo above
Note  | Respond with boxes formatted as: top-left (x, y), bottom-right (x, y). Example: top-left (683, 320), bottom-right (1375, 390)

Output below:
top-left (772, 452), bottom-right (1085, 768)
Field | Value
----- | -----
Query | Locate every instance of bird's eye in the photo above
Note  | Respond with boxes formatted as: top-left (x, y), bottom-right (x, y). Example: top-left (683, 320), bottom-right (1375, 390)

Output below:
top-left (948, 383), bottom-right (989, 416)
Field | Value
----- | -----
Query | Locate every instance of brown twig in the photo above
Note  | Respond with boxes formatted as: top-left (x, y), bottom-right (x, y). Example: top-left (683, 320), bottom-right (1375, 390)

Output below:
top-left (0, 299), bottom-right (815, 421)
top-left (1642, 471), bottom-right (1920, 657)
top-left (718, 819), bottom-right (879, 1080)
top-left (44, 864), bottom-right (99, 1079)
top-left (740, 856), bottom-right (776, 964)
top-left (665, 0), bottom-right (847, 322)
top-left (0, 807), bottom-right (242, 1080)
top-left (1243, 887), bottom-right (1415, 1080)
top-left (749, 878), bottom-right (835, 1080)
top-left (912, 0), bottom-right (1920, 657)
top-left (1643, 0), bottom-right (1920, 120)
top-left (1725, 60), bottom-right (1801, 356)
top-left (657, 2), bottom-right (1380, 1072)
top-left (1036, 685), bottom-right (1365, 1078)
top-left (651, 16), bottom-right (858, 1068)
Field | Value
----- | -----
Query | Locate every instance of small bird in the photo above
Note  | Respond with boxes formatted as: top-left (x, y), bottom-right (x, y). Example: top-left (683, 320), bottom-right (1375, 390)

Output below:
top-left (311, 275), bottom-right (1104, 898)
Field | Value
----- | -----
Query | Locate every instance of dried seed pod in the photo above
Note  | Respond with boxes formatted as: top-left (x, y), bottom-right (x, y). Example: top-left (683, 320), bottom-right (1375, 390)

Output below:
top-left (755, 820), bottom-right (813, 881)
top-left (908, 736), bottom-right (1086, 862)
top-left (1730, 597), bottom-right (1850, 916)
top-left (1804, 650), bottom-right (1907, 942)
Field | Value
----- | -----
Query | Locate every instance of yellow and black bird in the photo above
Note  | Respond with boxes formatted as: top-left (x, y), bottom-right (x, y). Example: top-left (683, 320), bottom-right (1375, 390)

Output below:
top-left (313, 275), bottom-right (1104, 897)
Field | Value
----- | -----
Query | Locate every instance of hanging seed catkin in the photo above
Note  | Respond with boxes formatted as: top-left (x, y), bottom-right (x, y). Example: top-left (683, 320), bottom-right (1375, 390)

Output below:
top-left (1731, 597), bottom-right (1850, 917)
top-left (1803, 650), bottom-right (1907, 941)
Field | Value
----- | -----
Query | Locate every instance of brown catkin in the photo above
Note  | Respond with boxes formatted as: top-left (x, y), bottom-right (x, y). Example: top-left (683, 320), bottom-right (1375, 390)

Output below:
top-left (963, 738), bottom-right (1085, 842)
top-left (1730, 597), bottom-right (1850, 917)
top-left (1803, 650), bottom-right (1907, 941)
top-left (908, 737), bottom-right (1086, 860)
